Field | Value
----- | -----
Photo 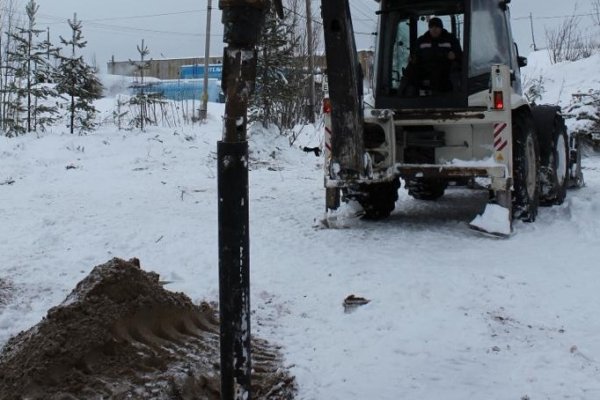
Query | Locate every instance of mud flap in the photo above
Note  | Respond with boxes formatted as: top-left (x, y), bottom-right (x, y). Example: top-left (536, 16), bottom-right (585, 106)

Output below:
top-left (325, 187), bottom-right (341, 211)
top-left (469, 203), bottom-right (512, 237)
top-left (317, 209), bottom-right (357, 229)
top-left (317, 212), bottom-right (340, 229)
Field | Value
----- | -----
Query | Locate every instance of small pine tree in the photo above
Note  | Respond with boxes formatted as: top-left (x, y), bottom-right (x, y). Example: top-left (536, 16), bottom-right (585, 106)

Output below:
top-left (524, 75), bottom-right (545, 104)
top-left (249, 3), bottom-right (302, 130)
top-left (6, 0), bottom-right (59, 134)
top-left (3, 80), bottom-right (27, 136)
top-left (128, 39), bottom-right (159, 131)
top-left (56, 14), bottom-right (103, 134)
top-left (1, 0), bottom-right (22, 135)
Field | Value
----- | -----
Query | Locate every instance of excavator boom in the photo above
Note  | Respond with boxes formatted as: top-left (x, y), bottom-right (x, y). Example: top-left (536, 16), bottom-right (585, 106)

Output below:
top-left (321, 0), bottom-right (365, 180)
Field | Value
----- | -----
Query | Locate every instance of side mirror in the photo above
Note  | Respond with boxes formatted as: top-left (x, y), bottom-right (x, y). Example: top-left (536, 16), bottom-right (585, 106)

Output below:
top-left (499, 0), bottom-right (511, 11)
top-left (517, 56), bottom-right (528, 68)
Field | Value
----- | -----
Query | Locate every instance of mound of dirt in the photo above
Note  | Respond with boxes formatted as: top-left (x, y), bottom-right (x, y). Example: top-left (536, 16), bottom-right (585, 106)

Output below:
top-left (0, 258), bottom-right (295, 399)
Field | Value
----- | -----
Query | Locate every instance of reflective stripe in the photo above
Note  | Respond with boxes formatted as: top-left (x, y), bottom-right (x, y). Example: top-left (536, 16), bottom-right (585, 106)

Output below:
top-left (420, 42), bottom-right (452, 49)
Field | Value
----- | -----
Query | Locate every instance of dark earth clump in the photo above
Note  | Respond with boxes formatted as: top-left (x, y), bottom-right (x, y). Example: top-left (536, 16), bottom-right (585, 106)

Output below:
top-left (0, 258), bottom-right (295, 399)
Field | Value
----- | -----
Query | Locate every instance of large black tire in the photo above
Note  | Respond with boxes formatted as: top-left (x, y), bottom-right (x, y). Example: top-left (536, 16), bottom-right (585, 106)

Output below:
top-left (405, 178), bottom-right (448, 201)
top-left (354, 179), bottom-right (400, 220)
top-left (532, 106), bottom-right (569, 206)
top-left (512, 112), bottom-right (540, 222)
top-left (540, 117), bottom-right (569, 205)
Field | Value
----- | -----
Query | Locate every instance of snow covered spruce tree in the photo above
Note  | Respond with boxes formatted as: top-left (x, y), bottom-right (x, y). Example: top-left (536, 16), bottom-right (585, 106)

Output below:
top-left (249, 1), bottom-right (303, 130)
top-left (5, 0), bottom-right (59, 134)
top-left (0, 0), bottom-right (21, 135)
top-left (56, 14), bottom-right (103, 134)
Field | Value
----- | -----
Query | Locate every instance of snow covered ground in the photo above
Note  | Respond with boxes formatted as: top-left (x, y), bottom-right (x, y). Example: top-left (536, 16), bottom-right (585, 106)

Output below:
top-left (2, 52), bottom-right (600, 399)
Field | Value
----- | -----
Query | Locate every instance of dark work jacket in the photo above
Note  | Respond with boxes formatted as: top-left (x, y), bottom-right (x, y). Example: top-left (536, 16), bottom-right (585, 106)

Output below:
top-left (414, 29), bottom-right (462, 91)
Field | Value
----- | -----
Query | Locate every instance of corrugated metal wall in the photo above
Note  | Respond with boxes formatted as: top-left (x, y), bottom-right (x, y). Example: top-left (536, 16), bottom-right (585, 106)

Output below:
top-left (107, 51), bottom-right (373, 84)
top-left (107, 56), bottom-right (223, 79)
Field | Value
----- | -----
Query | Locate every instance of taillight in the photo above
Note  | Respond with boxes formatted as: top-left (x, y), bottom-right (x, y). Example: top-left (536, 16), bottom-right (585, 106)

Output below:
top-left (493, 91), bottom-right (504, 110)
top-left (322, 98), bottom-right (332, 114)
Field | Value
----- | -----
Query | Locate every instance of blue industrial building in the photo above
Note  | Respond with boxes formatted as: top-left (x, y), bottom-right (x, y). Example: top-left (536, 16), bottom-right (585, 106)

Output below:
top-left (180, 64), bottom-right (223, 80)
top-left (129, 64), bottom-right (224, 103)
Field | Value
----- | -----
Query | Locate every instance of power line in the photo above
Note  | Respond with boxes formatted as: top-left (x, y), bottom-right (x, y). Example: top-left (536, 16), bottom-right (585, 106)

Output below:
top-left (513, 12), bottom-right (597, 21)
top-left (282, 5), bottom-right (374, 36)
top-left (350, 2), bottom-right (376, 21)
top-left (6, 4), bottom-right (379, 41)
top-left (283, 5), bottom-right (322, 26)
top-left (44, 18), bottom-right (223, 39)
top-left (2, 8), bottom-right (211, 27)
top-left (348, 3), bottom-right (377, 37)
top-left (39, 10), bottom-right (209, 25)
top-left (84, 21), bottom-right (199, 36)
top-left (85, 10), bottom-right (206, 22)
top-left (85, 22), bottom-right (222, 38)
top-left (32, 10), bottom-right (220, 38)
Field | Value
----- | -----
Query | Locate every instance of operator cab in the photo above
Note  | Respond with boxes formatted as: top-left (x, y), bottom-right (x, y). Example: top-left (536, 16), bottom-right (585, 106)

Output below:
top-left (374, 0), bottom-right (523, 109)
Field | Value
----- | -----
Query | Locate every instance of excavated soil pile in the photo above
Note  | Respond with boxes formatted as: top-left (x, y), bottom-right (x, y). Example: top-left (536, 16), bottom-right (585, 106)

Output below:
top-left (0, 258), bottom-right (295, 399)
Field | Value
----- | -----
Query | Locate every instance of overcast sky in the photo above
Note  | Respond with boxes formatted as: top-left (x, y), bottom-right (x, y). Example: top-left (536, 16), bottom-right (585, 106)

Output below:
top-left (28, 0), bottom-right (599, 72)
top-left (33, 0), bottom-right (224, 71)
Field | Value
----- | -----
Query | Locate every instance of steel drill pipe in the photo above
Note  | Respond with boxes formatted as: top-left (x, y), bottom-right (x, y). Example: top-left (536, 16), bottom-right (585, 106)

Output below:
top-left (217, 1), bottom-right (272, 399)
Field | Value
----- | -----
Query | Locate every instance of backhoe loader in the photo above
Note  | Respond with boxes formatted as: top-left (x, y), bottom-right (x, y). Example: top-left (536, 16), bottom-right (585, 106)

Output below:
top-left (321, 0), bottom-right (583, 235)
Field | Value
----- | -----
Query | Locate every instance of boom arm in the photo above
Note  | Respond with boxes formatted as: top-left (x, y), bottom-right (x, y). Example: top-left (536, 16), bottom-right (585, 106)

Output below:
top-left (321, 0), bottom-right (365, 179)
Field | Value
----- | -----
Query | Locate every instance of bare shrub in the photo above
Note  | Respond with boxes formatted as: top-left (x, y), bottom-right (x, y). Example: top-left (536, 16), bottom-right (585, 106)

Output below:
top-left (545, 15), bottom-right (596, 63)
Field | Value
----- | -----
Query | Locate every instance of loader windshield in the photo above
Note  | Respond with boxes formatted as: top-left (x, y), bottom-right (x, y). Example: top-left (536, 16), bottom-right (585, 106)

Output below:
top-left (470, 0), bottom-right (512, 78)
top-left (375, 0), bottom-right (468, 108)
top-left (390, 14), bottom-right (464, 94)
top-left (374, 0), bottom-right (516, 109)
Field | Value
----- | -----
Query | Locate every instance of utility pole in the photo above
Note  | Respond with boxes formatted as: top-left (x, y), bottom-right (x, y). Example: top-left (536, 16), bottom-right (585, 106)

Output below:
top-left (199, 0), bottom-right (212, 121)
top-left (69, 14), bottom-right (77, 134)
top-left (139, 39), bottom-right (148, 131)
top-left (46, 27), bottom-right (50, 61)
top-left (529, 12), bottom-right (538, 51)
top-left (217, 1), bottom-right (282, 399)
top-left (305, 0), bottom-right (315, 123)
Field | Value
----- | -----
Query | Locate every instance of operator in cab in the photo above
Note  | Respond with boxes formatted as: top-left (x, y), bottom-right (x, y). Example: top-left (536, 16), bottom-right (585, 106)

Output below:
top-left (407, 17), bottom-right (462, 95)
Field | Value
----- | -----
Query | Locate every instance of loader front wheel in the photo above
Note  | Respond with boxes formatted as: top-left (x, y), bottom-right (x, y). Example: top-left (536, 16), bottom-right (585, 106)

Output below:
top-left (406, 178), bottom-right (448, 201)
top-left (512, 112), bottom-right (540, 222)
top-left (355, 179), bottom-right (400, 220)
